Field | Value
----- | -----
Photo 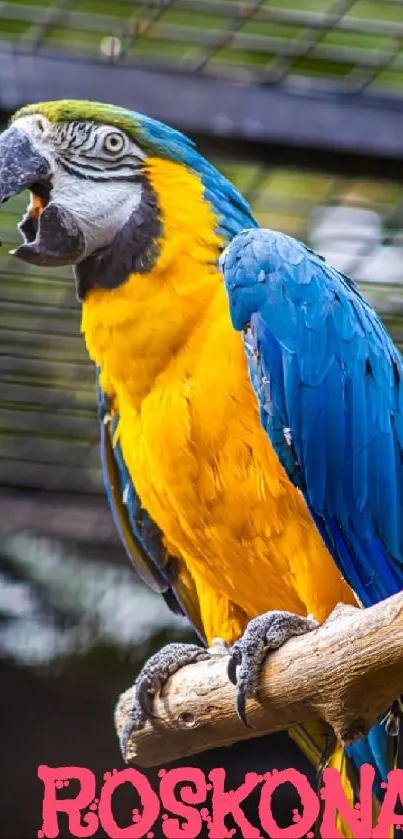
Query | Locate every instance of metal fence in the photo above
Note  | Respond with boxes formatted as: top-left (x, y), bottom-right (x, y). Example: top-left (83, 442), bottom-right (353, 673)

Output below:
top-left (1, 0), bottom-right (403, 93)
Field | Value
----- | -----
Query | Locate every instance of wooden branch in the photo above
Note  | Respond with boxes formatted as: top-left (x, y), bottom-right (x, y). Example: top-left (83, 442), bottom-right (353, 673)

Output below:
top-left (115, 593), bottom-right (403, 767)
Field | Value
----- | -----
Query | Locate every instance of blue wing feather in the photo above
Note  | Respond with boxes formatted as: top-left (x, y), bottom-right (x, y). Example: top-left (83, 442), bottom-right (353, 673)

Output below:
top-left (221, 227), bottom-right (403, 605)
top-left (221, 227), bottom-right (403, 787)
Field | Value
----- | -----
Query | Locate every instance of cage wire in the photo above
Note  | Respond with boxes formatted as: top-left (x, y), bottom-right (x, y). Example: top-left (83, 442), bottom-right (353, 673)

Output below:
top-left (1, 0), bottom-right (403, 92)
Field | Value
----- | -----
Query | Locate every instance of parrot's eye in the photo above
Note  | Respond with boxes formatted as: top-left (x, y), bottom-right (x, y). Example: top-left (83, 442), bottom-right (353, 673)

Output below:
top-left (103, 132), bottom-right (125, 155)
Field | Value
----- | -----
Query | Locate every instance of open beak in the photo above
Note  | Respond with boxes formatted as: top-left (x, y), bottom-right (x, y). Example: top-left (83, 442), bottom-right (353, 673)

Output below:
top-left (0, 124), bottom-right (85, 266)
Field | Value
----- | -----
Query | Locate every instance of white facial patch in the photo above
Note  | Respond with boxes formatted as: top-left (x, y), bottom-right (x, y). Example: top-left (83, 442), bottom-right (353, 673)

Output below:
top-left (50, 170), bottom-right (143, 258)
top-left (12, 114), bottom-right (57, 172)
top-left (12, 113), bottom-right (53, 139)
top-left (11, 112), bottom-right (146, 260)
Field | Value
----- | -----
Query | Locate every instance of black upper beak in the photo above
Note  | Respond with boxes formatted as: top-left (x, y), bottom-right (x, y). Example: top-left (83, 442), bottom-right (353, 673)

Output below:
top-left (0, 124), bottom-right (86, 268)
top-left (0, 125), bottom-right (52, 207)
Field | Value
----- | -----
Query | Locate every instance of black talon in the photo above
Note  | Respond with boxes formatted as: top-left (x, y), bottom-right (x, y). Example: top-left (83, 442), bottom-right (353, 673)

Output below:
top-left (227, 652), bottom-right (238, 686)
top-left (118, 642), bottom-right (210, 761)
top-left (137, 678), bottom-right (157, 720)
top-left (119, 720), bottom-right (136, 758)
top-left (235, 687), bottom-right (251, 728)
top-left (227, 611), bottom-right (318, 730)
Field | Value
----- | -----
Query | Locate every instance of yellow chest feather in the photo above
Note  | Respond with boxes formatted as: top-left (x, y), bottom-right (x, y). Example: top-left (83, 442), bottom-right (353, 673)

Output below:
top-left (81, 158), bottom-right (355, 631)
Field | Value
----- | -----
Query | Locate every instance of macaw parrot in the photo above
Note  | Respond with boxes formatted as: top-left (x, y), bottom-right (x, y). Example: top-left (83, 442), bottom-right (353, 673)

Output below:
top-left (0, 100), bottom-right (394, 830)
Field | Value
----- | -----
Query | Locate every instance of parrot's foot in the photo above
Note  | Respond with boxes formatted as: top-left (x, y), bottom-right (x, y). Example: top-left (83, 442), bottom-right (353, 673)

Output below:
top-left (119, 642), bottom-right (210, 758)
top-left (228, 610), bottom-right (319, 727)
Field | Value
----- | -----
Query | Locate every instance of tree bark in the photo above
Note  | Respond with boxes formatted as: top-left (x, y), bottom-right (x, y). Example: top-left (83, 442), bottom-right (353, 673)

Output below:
top-left (115, 593), bottom-right (403, 767)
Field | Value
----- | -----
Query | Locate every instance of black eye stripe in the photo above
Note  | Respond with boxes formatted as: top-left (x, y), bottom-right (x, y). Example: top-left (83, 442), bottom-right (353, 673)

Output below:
top-left (58, 158), bottom-right (143, 183)
top-left (69, 123), bottom-right (93, 150)
top-left (61, 156), bottom-right (141, 173)
top-left (54, 122), bottom-right (142, 164)
top-left (80, 134), bottom-right (98, 154)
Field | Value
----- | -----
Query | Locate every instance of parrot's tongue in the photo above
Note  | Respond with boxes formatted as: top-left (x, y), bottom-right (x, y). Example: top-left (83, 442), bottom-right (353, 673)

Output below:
top-left (18, 185), bottom-right (51, 244)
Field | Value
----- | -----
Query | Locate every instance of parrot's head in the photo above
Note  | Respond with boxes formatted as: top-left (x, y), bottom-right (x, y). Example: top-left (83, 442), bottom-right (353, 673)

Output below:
top-left (0, 100), bottom-right (254, 300)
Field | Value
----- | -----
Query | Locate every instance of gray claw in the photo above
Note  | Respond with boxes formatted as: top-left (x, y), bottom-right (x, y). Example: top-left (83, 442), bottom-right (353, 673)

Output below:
top-left (137, 676), bottom-right (158, 720)
top-left (119, 720), bottom-right (136, 758)
top-left (228, 610), bottom-right (318, 727)
top-left (235, 684), bottom-right (250, 728)
top-left (119, 642), bottom-right (209, 759)
top-left (227, 651), bottom-right (239, 687)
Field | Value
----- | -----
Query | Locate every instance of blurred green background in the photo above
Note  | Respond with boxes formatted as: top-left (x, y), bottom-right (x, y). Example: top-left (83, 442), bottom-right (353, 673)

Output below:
top-left (1, 0), bottom-right (403, 90)
top-left (1, 1), bottom-right (403, 836)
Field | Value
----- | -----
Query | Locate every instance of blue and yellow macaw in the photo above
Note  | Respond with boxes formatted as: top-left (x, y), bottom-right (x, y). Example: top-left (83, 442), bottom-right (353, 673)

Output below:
top-left (0, 100), bottom-right (394, 831)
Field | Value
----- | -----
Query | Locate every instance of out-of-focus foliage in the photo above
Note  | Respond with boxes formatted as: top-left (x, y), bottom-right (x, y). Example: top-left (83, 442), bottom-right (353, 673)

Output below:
top-left (0, 530), bottom-right (188, 667)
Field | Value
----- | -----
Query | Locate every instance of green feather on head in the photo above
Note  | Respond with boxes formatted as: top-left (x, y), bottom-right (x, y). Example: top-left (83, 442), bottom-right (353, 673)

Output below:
top-left (13, 99), bottom-right (195, 159)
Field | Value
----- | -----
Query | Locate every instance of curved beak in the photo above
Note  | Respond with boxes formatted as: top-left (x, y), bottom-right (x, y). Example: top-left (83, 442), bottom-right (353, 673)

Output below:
top-left (0, 126), bottom-right (51, 206)
top-left (0, 125), bottom-right (85, 266)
